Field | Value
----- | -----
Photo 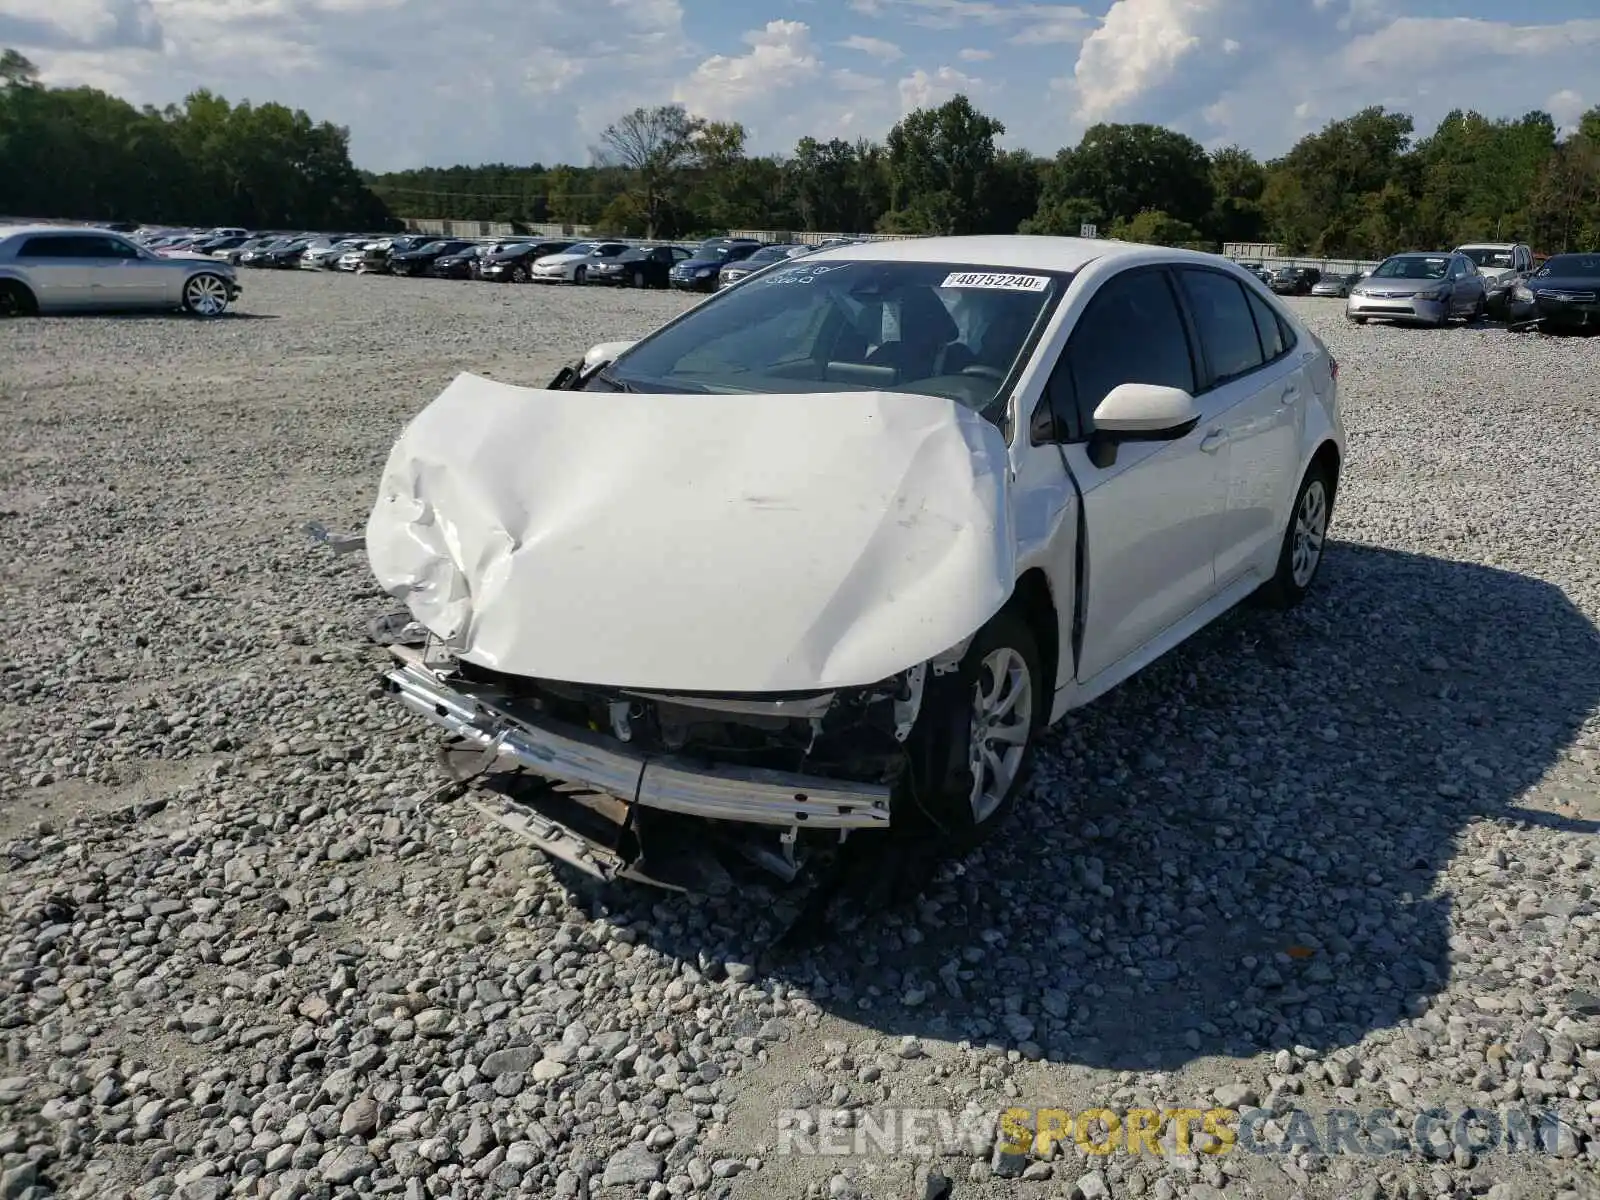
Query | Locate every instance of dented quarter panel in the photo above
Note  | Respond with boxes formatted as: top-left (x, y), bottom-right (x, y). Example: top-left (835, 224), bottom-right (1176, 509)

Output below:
top-left (366, 374), bottom-right (1017, 692)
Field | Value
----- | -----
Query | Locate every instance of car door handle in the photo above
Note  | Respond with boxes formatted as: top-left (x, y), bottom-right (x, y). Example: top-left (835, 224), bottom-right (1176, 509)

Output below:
top-left (1199, 428), bottom-right (1228, 453)
top-left (1280, 385), bottom-right (1301, 405)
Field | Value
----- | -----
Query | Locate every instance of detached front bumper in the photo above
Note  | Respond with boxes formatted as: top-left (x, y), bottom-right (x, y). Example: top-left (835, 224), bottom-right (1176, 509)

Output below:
top-left (386, 644), bottom-right (891, 842)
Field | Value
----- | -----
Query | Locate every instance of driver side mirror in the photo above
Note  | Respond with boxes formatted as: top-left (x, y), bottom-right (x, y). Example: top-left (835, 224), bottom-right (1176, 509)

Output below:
top-left (1087, 383), bottom-right (1200, 468)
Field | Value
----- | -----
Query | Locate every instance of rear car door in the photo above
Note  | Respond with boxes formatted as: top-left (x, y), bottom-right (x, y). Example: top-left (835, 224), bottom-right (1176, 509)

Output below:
top-left (1173, 267), bottom-right (1303, 588)
top-left (14, 234), bottom-right (99, 309)
top-left (1048, 266), bottom-right (1228, 682)
top-left (84, 234), bottom-right (174, 307)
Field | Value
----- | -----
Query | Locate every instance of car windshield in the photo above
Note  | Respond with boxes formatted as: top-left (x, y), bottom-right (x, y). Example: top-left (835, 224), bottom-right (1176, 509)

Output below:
top-left (1536, 255), bottom-right (1600, 278)
top-left (562, 242), bottom-right (600, 256)
top-left (601, 259), bottom-right (1067, 418)
top-left (1460, 248), bottom-right (1513, 267)
top-left (1373, 256), bottom-right (1449, 280)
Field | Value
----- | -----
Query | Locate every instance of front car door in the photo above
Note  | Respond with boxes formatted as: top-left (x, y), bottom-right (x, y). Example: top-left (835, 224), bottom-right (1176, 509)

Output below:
top-left (1044, 266), bottom-right (1228, 683)
top-left (84, 234), bottom-right (174, 307)
top-left (1173, 266), bottom-right (1303, 588)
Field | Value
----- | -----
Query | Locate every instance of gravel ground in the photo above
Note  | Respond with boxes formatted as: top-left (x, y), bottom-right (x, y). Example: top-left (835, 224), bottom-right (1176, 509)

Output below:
top-left (2, 268), bottom-right (1599, 1200)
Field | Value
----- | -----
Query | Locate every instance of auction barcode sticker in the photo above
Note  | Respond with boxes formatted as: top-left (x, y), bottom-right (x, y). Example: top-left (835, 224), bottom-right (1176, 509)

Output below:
top-left (941, 271), bottom-right (1050, 292)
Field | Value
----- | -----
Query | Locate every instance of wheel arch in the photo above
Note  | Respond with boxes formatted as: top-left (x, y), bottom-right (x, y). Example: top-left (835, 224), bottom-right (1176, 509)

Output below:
top-left (1005, 568), bottom-right (1059, 714)
top-left (1309, 438), bottom-right (1342, 505)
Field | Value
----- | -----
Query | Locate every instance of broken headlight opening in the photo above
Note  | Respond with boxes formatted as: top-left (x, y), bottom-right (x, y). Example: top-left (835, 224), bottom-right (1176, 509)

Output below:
top-left (383, 644), bottom-right (933, 894)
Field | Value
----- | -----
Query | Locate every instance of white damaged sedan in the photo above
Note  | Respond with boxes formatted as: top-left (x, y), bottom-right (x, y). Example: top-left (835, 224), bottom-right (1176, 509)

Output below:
top-left (366, 235), bottom-right (1344, 890)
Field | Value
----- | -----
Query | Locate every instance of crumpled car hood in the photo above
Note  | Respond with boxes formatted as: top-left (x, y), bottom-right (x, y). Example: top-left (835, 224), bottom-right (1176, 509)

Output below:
top-left (365, 374), bottom-right (1015, 692)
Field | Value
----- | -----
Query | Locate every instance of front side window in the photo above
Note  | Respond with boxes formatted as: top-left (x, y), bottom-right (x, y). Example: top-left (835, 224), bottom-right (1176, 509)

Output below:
top-left (1050, 268), bottom-right (1195, 439)
top-left (1177, 268), bottom-right (1265, 385)
top-left (599, 260), bottom-right (1068, 418)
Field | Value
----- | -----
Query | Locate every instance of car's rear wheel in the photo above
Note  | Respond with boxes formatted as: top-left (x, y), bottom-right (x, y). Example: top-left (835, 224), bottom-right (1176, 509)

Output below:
top-left (904, 609), bottom-right (1043, 848)
top-left (1347, 314), bottom-right (1367, 324)
top-left (1259, 461), bottom-right (1334, 610)
top-left (573, 266), bottom-right (587, 285)
top-left (511, 266), bottom-right (529, 283)
top-left (182, 274), bottom-right (230, 318)
top-left (0, 280), bottom-right (37, 317)
top-left (628, 270), bottom-right (644, 288)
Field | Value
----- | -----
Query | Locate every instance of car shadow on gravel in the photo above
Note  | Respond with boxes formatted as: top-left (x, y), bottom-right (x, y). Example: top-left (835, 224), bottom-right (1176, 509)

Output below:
top-left (564, 541), bottom-right (1600, 1071)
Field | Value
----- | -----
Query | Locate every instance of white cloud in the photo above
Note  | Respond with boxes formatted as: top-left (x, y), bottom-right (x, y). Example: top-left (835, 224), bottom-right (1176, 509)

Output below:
top-left (674, 20), bottom-right (820, 121)
top-left (838, 33), bottom-right (901, 61)
top-left (898, 64), bottom-right (985, 112)
top-left (1340, 16), bottom-right (1600, 75)
top-left (957, 47), bottom-right (992, 61)
top-left (832, 67), bottom-right (888, 92)
top-left (1546, 88), bottom-right (1585, 131)
top-left (0, 0), bottom-right (162, 49)
top-left (1070, 0), bottom-right (1214, 122)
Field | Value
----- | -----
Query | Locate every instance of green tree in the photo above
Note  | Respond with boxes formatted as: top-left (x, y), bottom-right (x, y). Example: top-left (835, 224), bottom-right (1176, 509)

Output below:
top-left (596, 104), bottom-right (705, 237)
top-left (1206, 145), bottom-right (1267, 243)
top-left (1261, 106), bottom-right (1414, 255)
top-left (881, 94), bottom-right (1006, 235)
top-left (1032, 124), bottom-right (1215, 231)
top-left (1109, 209), bottom-right (1209, 247)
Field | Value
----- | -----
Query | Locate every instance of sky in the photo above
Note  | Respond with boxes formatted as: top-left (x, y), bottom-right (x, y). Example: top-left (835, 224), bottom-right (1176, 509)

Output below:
top-left (1, 0), bottom-right (1596, 172)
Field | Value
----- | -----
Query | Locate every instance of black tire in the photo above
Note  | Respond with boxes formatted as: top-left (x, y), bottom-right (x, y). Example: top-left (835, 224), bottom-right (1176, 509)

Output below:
top-left (1348, 314), bottom-right (1367, 325)
top-left (511, 266), bottom-right (529, 283)
top-left (1471, 296), bottom-right (1487, 322)
top-left (1258, 461), bottom-right (1334, 610)
top-left (0, 280), bottom-right (37, 317)
top-left (629, 270), bottom-right (644, 288)
top-left (573, 266), bottom-right (587, 285)
top-left (901, 608), bottom-right (1044, 848)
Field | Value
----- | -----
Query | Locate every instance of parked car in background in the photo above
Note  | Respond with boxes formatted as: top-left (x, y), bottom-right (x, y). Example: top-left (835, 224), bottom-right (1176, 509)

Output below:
top-left (478, 241), bottom-right (574, 283)
top-left (302, 237), bottom-right (368, 270)
top-left (1513, 253), bottom-right (1600, 332)
top-left (1346, 251), bottom-right (1487, 326)
top-left (670, 237), bottom-right (763, 291)
top-left (366, 234), bottom-right (1343, 891)
top-left (1269, 266), bottom-right (1322, 295)
top-left (1455, 243), bottom-right (1534, 319)
top-left (238, 237), bottom-right (305, 267)
top-left (530, 241), bottom-right (631, 284)
top-left (220, 236), bottom-right (273, 265)
top-left (716, 243), bottom-right (810, 288)
top-left (428, 244), bottom-right (489, 280)
top-left (258, 238), bottom-right (316, 269)
top-left (586, 245), bottom-right (692, 288)
top-left (1310, 271), bottom-right (1364, 298)
top-left (0, 225), bottom-right (241, 317)
top-left (390, 239), bottom-right (474, 277)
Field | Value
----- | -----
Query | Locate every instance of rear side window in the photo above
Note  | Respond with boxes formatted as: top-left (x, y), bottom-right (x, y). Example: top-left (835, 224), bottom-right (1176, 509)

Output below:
top-left (1053, 268), bottom-right (1196, 439)
top-left (1245, 289), bottom-right (1286, 360)
top-left (1176, 269), bottom-right (1265, 385)
top-left (18, 236), bottom-right (74, 258)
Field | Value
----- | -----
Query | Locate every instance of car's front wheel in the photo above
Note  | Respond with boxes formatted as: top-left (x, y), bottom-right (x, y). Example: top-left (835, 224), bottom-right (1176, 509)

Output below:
top-left (1259, 460), bottom-right (1333, 609)
top-left (182, 274), bottom-right (231, 318)
top-left (907, 609), bottom-right (1043, 847)
top-left (573, 266), bottom-right (587, 285)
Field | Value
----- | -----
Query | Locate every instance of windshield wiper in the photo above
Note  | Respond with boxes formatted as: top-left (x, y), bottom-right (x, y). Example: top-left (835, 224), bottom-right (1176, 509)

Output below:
top-left (593, 366), bottom-right (636, 392)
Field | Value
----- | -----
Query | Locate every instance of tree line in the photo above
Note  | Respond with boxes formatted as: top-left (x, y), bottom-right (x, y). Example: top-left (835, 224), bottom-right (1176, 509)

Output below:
top-left (375, 98), bottom-right (1600, 257)
top-left (4, 43), bottom-right (1597, 256)
top-left (0, 50), bottom-right (394, 231)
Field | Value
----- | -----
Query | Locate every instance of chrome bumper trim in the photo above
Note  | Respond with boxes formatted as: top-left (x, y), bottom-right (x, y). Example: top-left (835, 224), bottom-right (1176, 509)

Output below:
top-left (385, 656), bottom-right (891, 829)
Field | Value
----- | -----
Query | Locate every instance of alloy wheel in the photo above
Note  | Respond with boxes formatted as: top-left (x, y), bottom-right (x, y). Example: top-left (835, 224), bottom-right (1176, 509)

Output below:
top-left (184, 275), bottom-right (229, 317)
top-left (967, 647), bottom-right (1033, 824)
top-left (1291, 479), bottom-right (1328, 588)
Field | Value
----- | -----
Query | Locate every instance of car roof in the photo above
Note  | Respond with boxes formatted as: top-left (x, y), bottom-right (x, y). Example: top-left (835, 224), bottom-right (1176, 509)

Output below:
top-left (802, 234), bottom-right (1191, 274)
top-left (0, 224), bottom-right (128, 239)
top-left (1455, 242), bottom-right (1518, 249)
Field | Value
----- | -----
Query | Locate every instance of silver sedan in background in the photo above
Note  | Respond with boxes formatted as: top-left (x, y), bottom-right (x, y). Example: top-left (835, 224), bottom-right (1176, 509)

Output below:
top-left (0, 226), bottom-right (241, 317)
top-left (1345, 251), bottom-right (1486, 327)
